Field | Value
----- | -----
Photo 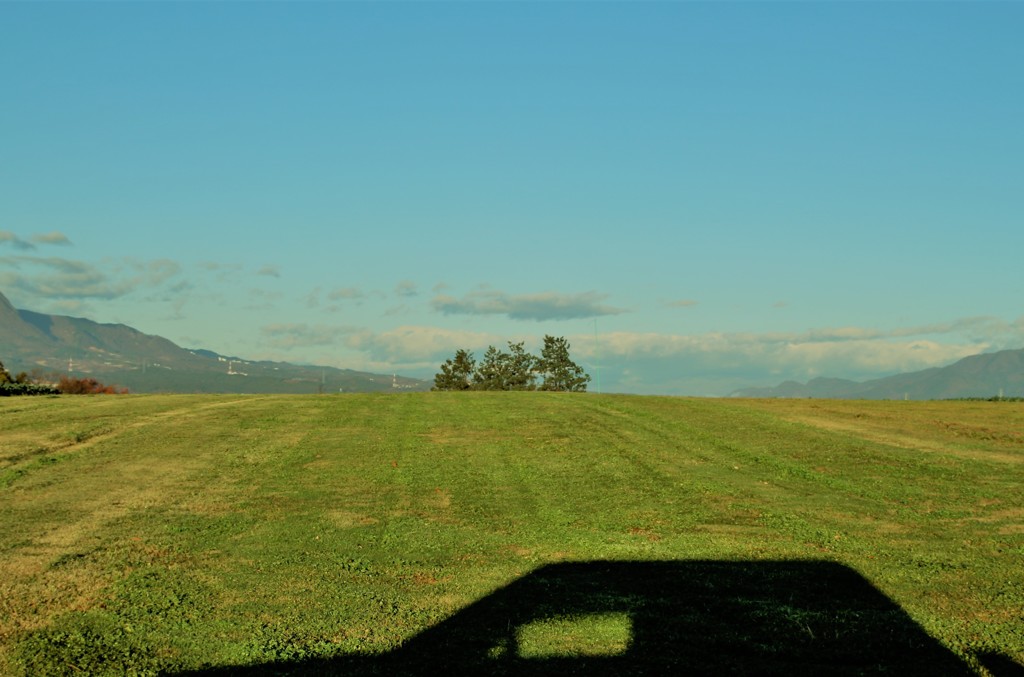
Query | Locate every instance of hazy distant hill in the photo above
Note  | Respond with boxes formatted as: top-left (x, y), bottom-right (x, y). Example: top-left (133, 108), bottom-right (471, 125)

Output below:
top-left (731, 349), bottom-right (1024, 400)
top-left (0, 291), bottom-right (429, 393)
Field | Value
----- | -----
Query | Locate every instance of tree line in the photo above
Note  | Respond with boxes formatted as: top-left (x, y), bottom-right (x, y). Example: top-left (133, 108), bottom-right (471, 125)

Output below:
top-left (433, 335), bottom-right (590, 392)
top-left (0, 359), bottom-right (127, 396)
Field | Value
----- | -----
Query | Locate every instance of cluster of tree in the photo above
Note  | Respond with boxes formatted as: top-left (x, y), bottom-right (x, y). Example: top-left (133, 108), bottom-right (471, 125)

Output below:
top-left (433, 335), bottom-right (590, 392)
top-left (0, 359), bottom-right (126, 396)
top-left (0, 359), bottom-right (56, 396)
top-left (0, 359), bottom-right (32, 385)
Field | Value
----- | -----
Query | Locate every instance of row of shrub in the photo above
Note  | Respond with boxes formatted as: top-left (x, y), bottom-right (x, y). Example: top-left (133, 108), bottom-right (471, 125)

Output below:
top-left (0, 382), bottom-right (60, 397)
top-left (947, 396), bottom-right (1024, 402)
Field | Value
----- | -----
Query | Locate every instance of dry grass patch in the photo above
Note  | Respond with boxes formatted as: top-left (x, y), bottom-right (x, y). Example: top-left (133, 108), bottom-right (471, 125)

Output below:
top-left (734, 398), bottom-right (1024, 464)
top-left (326, 510), bottom-right (380, 529)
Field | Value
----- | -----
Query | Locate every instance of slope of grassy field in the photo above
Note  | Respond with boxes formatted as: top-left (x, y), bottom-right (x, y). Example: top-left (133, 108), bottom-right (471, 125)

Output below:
top-left (1, 393), bottom-right (1021, 675)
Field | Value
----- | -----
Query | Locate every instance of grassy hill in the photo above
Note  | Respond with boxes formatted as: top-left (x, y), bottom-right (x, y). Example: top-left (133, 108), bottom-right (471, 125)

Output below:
top-left (1, 393), bottom-right (1021, 675)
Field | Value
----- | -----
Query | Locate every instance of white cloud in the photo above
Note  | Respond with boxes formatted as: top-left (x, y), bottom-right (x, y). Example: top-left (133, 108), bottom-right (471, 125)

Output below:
top-left (46, 299), bottom-right (89, 315)
top-left (0, 231), bottom-right (35, 251)
top-left (198, 261), bottom-right (242, 273)
top-left (31, 232), bottom-right (72, 246)
top-left (0, 255), bottom-right (185, 304)
top-left (328, 287), bottom-right (365, 301)
top-left (344, 325), bottom-right (501, 363)
top-left (195, 261), bottom-right (245, 285)
top-left (256, 264), bottom-right (281, 278)
top-left (580, 329), bottom-right (984, 369)
top-left (260, 323), bottom-right (358, 349)
top-left (124, 258), bottom-right (182, 285)
top-left (395, 280), bottom-right (418, 297)
top-left (433, 289), bottom-right (627, 321)
top-left (1, 256), bottom-right (131, 299)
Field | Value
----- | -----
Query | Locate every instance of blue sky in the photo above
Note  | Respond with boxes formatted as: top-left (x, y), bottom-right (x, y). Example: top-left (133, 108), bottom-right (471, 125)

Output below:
top-left (2, 2), bottom-right (1022, 395)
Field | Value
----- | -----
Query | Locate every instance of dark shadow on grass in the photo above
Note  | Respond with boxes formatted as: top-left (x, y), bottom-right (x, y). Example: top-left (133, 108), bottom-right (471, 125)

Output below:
top-left (977, 652), bottom-right (1024, 677)
top-left (173, 560), bottom-right (974, 676)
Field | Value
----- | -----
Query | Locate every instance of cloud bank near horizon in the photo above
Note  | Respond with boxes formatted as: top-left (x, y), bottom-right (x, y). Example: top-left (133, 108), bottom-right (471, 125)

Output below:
top-left (3, 228), bottom-right (1022, 396)
top-left (256, 317), bottom-right (1023, 395)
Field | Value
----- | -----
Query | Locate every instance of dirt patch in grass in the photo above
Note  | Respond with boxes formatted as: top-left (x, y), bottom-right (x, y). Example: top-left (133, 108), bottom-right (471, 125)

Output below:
top-left (180, 498), bottom-right (238, 516)
top-left (421, 426), bottom-right (508, 448)
top-left (933, 420), bottom-right (1024, 445)
top-left (430, 487), bottom-right (452, 509)
top-left (411, 572), bottom-right (441, 586)
top-left (971, 507), bottom-right (1024, 521)
top-left (327, 510), bottom-right (379, 529)
top-left (627, 526), bottom-right (662, 542)
top-left (0, 562), bottom-right (110, 640)
top-left (504, 544), bottom-right (535, 558)
top-left (959, 508), bottom-right (1024, 535)
top-left (696, 523), bottom-right (766, 537)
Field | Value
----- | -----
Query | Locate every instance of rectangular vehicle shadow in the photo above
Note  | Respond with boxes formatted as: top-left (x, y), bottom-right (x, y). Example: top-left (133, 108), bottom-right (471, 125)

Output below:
top-left (176, 559), bottom-right (974, 676)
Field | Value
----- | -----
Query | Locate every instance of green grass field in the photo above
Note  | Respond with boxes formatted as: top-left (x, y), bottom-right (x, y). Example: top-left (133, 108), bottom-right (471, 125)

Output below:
top-left (1, 393), bottom-right (1021, 675)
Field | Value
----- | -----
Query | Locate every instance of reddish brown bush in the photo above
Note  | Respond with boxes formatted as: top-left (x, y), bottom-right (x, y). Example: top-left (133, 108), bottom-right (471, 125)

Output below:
top-left (57, 376), bottom-right (128, 395)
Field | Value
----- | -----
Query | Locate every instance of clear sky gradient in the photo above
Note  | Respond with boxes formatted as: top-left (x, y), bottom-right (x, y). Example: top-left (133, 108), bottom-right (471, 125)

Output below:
top-left (2, 2), bottom-right (1022, 395)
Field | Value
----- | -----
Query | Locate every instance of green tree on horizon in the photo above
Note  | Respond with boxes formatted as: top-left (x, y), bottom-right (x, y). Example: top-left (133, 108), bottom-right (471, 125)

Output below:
top-left (537, 335), bottom-right (591, 392)
top-left (433, 337), bottom-right (588, 392)
top-left (504, 341), bottom-right (539, 391)
top-left (473, 341), bottom-right (538, 391)
top-left (432, 349), bottom-right (476, 391)
top-left (473, 345), bottom-right (508, 391)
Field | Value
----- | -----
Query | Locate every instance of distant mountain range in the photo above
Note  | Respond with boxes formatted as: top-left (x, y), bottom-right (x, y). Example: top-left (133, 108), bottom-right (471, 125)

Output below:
top-left (0, 291), bottom-right (430, 394)
top-left (730, 349), bottom-right (1024, 400)
top-left (6, 289), bottom-right (1020, 399)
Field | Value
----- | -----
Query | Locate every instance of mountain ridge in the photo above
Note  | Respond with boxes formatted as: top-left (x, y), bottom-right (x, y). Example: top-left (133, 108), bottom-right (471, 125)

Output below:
top-left (0, 290), bottom-right (429, 394)
top-left (730, 349), bottom-right (1024, 399)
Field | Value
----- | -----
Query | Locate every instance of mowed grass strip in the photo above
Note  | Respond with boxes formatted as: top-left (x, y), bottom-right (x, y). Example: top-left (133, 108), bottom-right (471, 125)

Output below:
top-left (0, 393), bottom-right (1021, 675)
